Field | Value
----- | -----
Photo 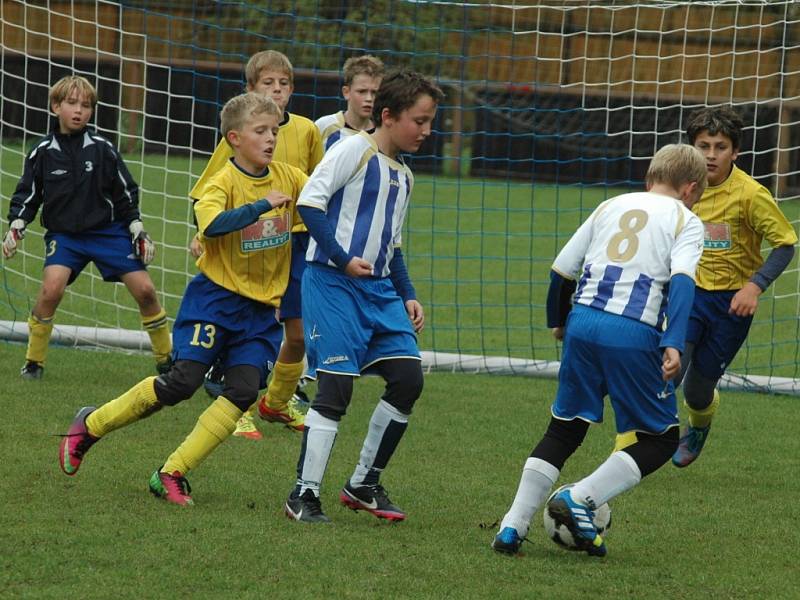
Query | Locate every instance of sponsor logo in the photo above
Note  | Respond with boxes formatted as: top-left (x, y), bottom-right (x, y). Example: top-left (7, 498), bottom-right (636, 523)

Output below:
top-left (703, 222), bottom-right (731, 250)
top-left (240, 213), bottom-right (290, 252)
top-left (322, 354), bottom-right (349, 365)
top-left (50, 169), bottom-right (68, 175)
top-left (388, 177), bottom-right (400, 188)
top-left (309, 324), bottom-right (321, 340)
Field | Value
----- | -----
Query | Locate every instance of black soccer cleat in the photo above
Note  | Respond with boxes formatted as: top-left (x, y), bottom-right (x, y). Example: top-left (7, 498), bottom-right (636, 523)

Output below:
top-left (285, 489), bottom-right (331, 524)
top-left (21, 360), bottom-right (44, 380)
top-left (339, 482), bottom-right (406, 521)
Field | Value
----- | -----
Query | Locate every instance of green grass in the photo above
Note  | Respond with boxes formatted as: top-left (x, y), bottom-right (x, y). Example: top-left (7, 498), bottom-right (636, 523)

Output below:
top-left (3, 143), bottom-right (800, 378)
top-left (1, 340), bottom-right (798, 599)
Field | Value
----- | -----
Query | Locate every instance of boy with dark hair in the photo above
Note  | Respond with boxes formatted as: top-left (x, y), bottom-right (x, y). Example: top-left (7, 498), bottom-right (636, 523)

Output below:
top-left (315, 55), bottom-right (384, 150)
top-left (3, 75), bottom-right (171, 379)
top-left (284, 69), bottom-right (444, 523)
top-left (493, 144), bottom-right (707, 557)
top-left (58, 93), bottom-right (307, 506)
top-left (667, 106), bottom-right (797, 467)
top-left (190, 50), bottom-right (324, 438)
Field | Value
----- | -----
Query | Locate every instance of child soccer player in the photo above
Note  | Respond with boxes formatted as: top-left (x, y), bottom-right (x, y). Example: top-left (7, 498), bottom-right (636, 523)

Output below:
top-left (190, 50), bottom-right (323, 439)
top-left (668, 106), bottom-right (797, 467)
top-left (283, 69), bottom-right (444, 524)
top-left (315, 55), bottom-right (384, 150)
top-left (2, 75), bottom-right (171, 379)
top-left (58, 93), bottom-right (307, 506)
top-left (492, 144), bottom-right (707, 556)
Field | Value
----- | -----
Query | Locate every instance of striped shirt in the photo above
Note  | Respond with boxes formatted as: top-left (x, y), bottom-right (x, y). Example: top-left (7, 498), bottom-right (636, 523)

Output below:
top-left (297, 131), bottom-right (414, 278)
top-left (315, 111), bottom-right (364, 151)
top-left (552, 191), bottom-right (704, 328)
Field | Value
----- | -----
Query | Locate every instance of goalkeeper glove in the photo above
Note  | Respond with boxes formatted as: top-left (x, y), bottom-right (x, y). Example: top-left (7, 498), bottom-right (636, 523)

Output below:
top-left (129, 220), bottom-right (155, 265)
top-left (2, 219), bottom-right (26, 259)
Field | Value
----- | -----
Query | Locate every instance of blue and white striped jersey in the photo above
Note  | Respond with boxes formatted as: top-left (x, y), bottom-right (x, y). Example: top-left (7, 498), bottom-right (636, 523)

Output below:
top-left (315, 111), bottom-right (356, 151)
top-left (297, 131), bottom-right (414, 277)
top-left (552, 191), bottom-right (704, 328)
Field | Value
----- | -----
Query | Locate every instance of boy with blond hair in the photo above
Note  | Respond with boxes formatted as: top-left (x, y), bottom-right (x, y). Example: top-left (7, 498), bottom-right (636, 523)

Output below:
top-left (3, 75), bottom-right (171, 378)
top-left (493, 144), bottom-right (707, 556)
top-left (191, 50), bottom-right (323, 438)
top-left (58, 93), bottom-right (307, 506)
top-left (315, 55), bottom-right (384, 150)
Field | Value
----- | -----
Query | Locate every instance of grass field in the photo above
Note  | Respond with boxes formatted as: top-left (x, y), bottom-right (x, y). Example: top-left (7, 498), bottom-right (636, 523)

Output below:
top-left (2, 143), bottom-right (800, 379)
top-left (2, 340), bottom-right (798, 599)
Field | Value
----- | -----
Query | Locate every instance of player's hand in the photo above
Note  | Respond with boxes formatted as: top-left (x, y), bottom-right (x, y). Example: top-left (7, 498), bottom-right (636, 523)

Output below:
top-left (661, 347), bottom-right (681, 381)
top-left (189, 233), bottom-right (204, 258)
top-left (263, 191), bottom-right (291, 210)
top-left (552, 326), bottom-right (565, 341)
top-left (2, 219), bottom-right (26, 259)
top-left (344, 257), bottom-right (374, 277)
top-left (729, 282), bottom-right (761, 317)
top-left (129, 220), bottom-right (155, 265)
top-left (406, 299), bottom-right (424, 333)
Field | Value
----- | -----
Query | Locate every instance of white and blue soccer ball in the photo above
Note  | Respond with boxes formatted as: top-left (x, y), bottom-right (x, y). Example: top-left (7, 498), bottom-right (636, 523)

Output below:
top-left (542, 484), bottom-right (612, 550)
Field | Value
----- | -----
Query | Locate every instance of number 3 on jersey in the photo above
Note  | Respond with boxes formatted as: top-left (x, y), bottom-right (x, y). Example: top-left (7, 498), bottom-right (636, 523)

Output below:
top-left (190, 323), bottom-right (216, 349)
top-left (606, 209), bottom-right (648, 262)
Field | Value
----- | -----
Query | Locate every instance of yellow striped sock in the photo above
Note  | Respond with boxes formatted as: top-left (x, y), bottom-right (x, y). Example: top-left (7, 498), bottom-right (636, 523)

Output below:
top-left (141, 309), bottom-right (172, 365)
top-left (86, 377), bottom-right (160, 437)
top-left (265, 360), bottom-right (305, 410)
top-left (613, 431), bottom-right (638, 452)
top-left (687, 389), bottom-right (720, 429)
top-left (26, 313), bottom-right (54, 365)
top-left (162, 396), bottom-right (241, 475)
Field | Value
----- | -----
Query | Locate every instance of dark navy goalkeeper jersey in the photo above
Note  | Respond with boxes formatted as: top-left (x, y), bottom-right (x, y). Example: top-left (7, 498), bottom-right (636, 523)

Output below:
top-left (7, 127), bottom-right (140, 233)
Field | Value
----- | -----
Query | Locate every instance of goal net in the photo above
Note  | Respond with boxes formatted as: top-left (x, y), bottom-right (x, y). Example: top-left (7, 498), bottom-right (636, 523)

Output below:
top-left (1, 0), bottom-right (799, 393)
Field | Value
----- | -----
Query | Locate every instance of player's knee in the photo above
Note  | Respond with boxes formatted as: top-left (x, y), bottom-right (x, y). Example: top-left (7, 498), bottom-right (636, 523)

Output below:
top-left (531, 417), bottom-right (589, 469)
top-left (220, 364), bottom-right (261, 411)
top-left (622, 427), bottom-right (679, 477)
top-left (683, 366), bottom-right (717, 410)
top-left (311, 372), bottom-right (354, 421)
top-left (382, 361), bottom-right (424, 414)
top-left (133, 282), bottom-right (158, 309)
top-left (154, 360), bottom-right (206, 406)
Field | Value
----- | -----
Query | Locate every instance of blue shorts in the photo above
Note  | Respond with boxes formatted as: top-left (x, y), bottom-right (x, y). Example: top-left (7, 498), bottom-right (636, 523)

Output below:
top-left (43, 222), bottom-right (145, 284)
top-left (171, 273), bottom-right (282, 381)
top-left (301, 264), bottom-right (420, 377)
top-left (553, 304), bottom-right (678, 434)
top-left (279, 231), bottom-right (309, 321)
top-left (686, 288), bottom-right (753, 379)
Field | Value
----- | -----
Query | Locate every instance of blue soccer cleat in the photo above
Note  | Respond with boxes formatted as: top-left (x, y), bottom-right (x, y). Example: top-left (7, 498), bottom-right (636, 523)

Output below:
top-left (672, 424), bottom-right (711, 468)
top-left (546, 488), bottom-right (607, 557)
top-left (492, 527), bottom-right (524, 555)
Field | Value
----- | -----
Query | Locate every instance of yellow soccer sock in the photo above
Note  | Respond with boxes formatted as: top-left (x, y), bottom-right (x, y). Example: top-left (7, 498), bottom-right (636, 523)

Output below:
top-left (265, 360), bottom-right (305, 410)
top-left (163, 396), bottom-right (241, 475)
top-left (86, 377), bottom-right (161, 438)
top-left (142, 309), bottom-right (172, 365)
top-left (687, 389), bottom-right (720, 429)
top-left (613, 431), bottom-right (638, 452)
top-left (26, 313), bottom-right (54, 365)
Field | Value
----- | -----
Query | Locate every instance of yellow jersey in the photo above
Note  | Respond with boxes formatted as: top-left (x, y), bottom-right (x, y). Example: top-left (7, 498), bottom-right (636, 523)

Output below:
top-left (692, 164), bottom-right (797, 290)
top-left (195, 159), bottom-right (308, 306)
top-left (190, 112), bottom-right (322, 232)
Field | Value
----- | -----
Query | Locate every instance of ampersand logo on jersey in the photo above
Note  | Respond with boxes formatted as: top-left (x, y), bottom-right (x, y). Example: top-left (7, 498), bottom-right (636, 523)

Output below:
top-left (240, 213), bottom-right (290, 252)
top-left (703, 222), bottom-right (731, 250)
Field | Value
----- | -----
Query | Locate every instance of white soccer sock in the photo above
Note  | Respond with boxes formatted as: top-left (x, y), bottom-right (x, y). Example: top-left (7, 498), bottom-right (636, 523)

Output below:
top-left (350, 400), bottom-right (409, 487)
top-left (297, 409), bottom-right (339, 496)
top-left (500, 457), bottom-right (560, 537)
top-left (570, 451), bottom-right (642, 508)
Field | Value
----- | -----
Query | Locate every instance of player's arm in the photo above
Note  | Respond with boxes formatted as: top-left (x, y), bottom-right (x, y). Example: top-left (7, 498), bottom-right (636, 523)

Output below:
top-left (388, 248), bottom-right (424, 332)
top-left (297, 205), bottom-right (352, 269)
top-left (3, 143), bottom-right (45, 258)
top-left (545, 269), bottom-right (577, 334)
top-left (731, 188), bottom-right (799, 316)
top-left (197, 188), bottom-right (288, 238)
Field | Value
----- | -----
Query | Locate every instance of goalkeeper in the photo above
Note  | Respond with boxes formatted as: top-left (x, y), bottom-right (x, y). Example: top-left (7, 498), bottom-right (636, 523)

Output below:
top-left (2, 75), bottom-right (172, 379)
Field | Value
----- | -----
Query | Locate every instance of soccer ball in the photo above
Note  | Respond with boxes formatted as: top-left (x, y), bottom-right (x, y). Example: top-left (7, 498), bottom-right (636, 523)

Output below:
top-left (542, 484), bottom-right (612, 550)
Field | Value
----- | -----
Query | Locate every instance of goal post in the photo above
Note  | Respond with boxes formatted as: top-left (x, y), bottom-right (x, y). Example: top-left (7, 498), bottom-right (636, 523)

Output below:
top-left (1, 0), bottom-right (799, 393)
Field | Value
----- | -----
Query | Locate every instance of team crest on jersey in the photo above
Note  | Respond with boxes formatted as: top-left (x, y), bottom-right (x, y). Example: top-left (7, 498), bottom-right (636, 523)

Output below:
top-left (240, 213), bottom-right (290, 252)
top-left (703, 222), bottom-right (731, 250)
